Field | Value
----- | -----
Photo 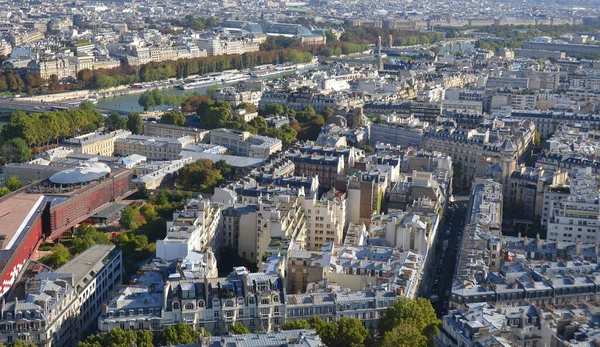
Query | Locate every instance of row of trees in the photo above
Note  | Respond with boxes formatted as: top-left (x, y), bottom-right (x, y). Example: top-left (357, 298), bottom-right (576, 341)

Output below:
top-left (280, 298), bottom-right (440, 347)
top-left (1, 108), bottom-right (104, 147)
top-left (78, 323), bottom-right (204, 347)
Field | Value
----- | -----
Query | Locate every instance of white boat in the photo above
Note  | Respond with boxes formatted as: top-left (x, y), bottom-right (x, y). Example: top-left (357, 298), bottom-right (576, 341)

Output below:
top-left (178, 72), bottom-right (250, 90)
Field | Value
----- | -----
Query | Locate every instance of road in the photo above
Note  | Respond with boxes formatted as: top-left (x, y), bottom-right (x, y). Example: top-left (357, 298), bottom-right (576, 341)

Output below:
top-left (0, 98), bottom-right (127, 116)
top-left (430, 200), bottom-right (469, 317)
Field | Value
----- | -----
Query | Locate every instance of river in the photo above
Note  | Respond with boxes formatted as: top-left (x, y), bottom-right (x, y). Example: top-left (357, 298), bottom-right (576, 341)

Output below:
top-left (96, 67), bottom-right (325, 113)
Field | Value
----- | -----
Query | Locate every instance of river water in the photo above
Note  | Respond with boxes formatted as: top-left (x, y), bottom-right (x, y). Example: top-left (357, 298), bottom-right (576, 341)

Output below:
top-left (96, 67), bottom-right (324, 113)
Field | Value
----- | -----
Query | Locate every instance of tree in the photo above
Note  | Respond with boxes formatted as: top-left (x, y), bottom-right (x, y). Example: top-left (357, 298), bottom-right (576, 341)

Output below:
top-left (265, 103), bottom-right (284, 116)
top-left (237, 102), bottom-right (258, 113)
top-left (379, 297), bottom-right (440, 347)
top-left (79, 100), bottom-right (96, 111)
top-left (230, 323), bottom-right (250, 334)
top-left (138, 90), bottom-right (156, 112)
top-left (199, 106), bottom-right (232, 129)
top-left (533, 129), bottom-right (542, 146)
top-left (43, 243), bottom-right (71, 267)
top-left (283, 319), bottom-right (311, 330)
top-left (105, 113), bottom-right (126, 131)
top-left (120, 205), bottom-right (141, 230)
top-left (140, 204), bottom-right (158, 221)
top-left (105, 328), bottom-right (137, 347)
top-left (1, 137), bottom-right (32, 163)
top-left (303, 317), bottom-right (370, 347)
top-left (161, 322), bottom-right (197, 345)
top-left (10, 341), bottom-right (37, 347)
top-left (127, 112), bottom-right (143, 134)
top-left (321, 106), bottom-right (334, 122)
top-left (380, 324), bottom-right (428, 347)
top-left (160, 112), bottom-right (186, 126)
top-left (363, 145), bottom-right (374, 153)
top-left (0, 187), bottom-right (10, 197)
top-left (136, 330), bottom-right (154, 347)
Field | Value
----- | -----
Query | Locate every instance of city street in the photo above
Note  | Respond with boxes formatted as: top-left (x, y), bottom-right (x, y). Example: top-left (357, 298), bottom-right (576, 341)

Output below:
top-left (430, 199), bottom-right (469, 317)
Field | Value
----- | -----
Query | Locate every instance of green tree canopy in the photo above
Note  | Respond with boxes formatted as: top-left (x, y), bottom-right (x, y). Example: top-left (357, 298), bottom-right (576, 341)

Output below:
top-left (160, 112), bottom-right (186, 126)
top-left (4, 176), bottom-right (22, 191)
top-left (41, 243), bottom-right (72, 268)
top-left (105, 113), bottom-right (126, 131)
top-left (0, 137), bottom-right (31, 163)
top-left (379, 297), bottom-right (440, 347)
top-left (265, 104), bottom-right (284, 116)
top-left (120, 205), bottom-right (142, 230)
top-left (127, 112), bottom-right (143, 134)
top-left (79, 100), bottom-right (96, 111)
top-left (230, 323), bottom-right (250, 334)
top-left (283, 319), bottom-right (311, 330)
top-left (237, 102), bottom-right (258, 113)
top-left (199, 106), bottom-right (232, 129)
top-left (161, 322), bottom-right (197, 345)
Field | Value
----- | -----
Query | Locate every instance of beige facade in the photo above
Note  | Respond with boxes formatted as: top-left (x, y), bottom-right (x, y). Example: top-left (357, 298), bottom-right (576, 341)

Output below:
top-left (64, 130), bottom-right (131, 157)
top-left (143, 123), bottom-right (209, 143)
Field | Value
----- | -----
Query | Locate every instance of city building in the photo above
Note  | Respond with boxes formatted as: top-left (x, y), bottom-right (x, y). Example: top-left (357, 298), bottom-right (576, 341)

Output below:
top-left (0, 245), bottom-right (121, 347)
top-left (156, 197), bottom-right (222, 261)
top-left (209, 129), bottom-right (282, 159)
top-left (143, 123), bottom-right (209, 143)
top-left (63, 130), bottom-right (131, 157)
top-left (546, 167), bottom-right (600, 243)
top-left (114, 135), bottom-right (196, 160)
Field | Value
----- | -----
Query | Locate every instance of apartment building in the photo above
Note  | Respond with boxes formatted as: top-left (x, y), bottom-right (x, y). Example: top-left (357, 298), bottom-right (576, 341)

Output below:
top-left (423, 119), bottom-right (535, 189)
top-left (547, 167), bottom-right (600, 243)
top-left (286, 245), bottom-right (332, 294)
top-left (156, 197), bottom-right (222, 261)
top-left (369, 114), bottom-right (429, 147)
top-left (0, 245), bottom-right (121, 347)
top-left (209, 129), bottom-right (282, 159)
top-left (508, 165), bottom-right (567, 220)
top-left (346, 170), bottom-right (388, 226)
top-left (303, 189), bottom-right (346, 250)
top-left (213, 88), bottom-right (263, 107)
top-left (286, 152), bottom-right (344, 190)
top-left (286, 285), bottom-right (399, 334)
top-left (114, 135), bottom-right (195, 160)
top-left (165, 268), bottom-right (285, 334)
top-left (63, 130), bottom-right (131, 157)
top-left (437, 303), bottom-right (543, 347)
top-left (240, 194), bottom-right (307, 264)
top-left (143, 123), bottom-right (209, 143)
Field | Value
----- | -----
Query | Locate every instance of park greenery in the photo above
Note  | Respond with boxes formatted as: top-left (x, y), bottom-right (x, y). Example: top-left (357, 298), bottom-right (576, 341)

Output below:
top-left (379, 297), bottom-right (441, 347)
top-left (160, 111), bottom-right (187, 126)
top-left (78, 323), bottom-right (207, 347)
top-left (176, 159), bottom-right (231, 193)
top-left (1, 107), bottom-right (103, 147)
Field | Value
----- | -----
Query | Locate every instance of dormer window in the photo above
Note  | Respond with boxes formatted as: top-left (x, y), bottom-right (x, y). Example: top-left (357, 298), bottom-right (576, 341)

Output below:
top-left (185, 303), bottom-right (195, 310)
top-left (173, 302), bottom-right (180, 310)
top-left (198, 300), bottom-right (205, 308)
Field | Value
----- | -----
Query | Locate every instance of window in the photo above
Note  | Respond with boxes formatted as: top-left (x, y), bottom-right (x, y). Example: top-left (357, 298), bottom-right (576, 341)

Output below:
top-left (185, 303), bottom-right (195, 310)
top-left (198, 300), bottom-right (205, 308)
top-left (173, 302), bottom-right (180, 310)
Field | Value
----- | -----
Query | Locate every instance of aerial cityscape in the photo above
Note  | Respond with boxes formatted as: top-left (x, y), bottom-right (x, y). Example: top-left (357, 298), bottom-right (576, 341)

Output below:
top-left (2, 0), bottom-right (600, 346)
